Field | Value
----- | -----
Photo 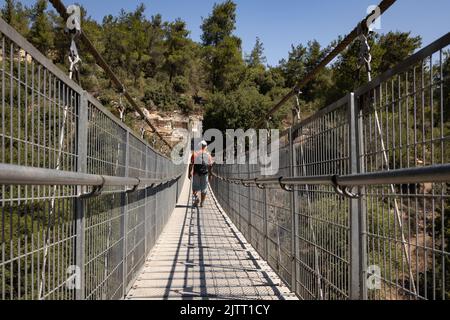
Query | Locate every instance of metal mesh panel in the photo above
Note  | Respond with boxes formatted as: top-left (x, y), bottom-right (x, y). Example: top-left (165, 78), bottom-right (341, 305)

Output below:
top-left (87, 101), bottom-right (126, 178)
top-left (212, 35), bottom-right (450, 301)
top-left (84, 194), bottom-right (124, 300)
top-left (356, 39), bottom-right (450, 300)
top-left (265, 138), bottom-right (292, 288)
top-left (292, 98), bottom-right (351, 300)
top-left (0, 19), bottom-right (186, 300)
top-left (0, 25), bottom-right (79, 300)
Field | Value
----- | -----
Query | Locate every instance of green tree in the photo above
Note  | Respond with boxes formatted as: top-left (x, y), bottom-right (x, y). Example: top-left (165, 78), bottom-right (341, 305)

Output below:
top-left (377, 31), bottom-right (422, 73)
top-left (28, 0), bottom-right (54, 54)
top-left (246, 37), bottom-right (266, 68)
top-left (143, 14), bottom-right (166, 78)
top-left (330, 32), bottom-right (422, 101)
top-left (163, 19), bottom-right (192, 83)
top-left (203, 85), bottom-right (272, 132)
top-left (201, 1), bottom-right (244, 92)
top-left (1, 0), bottom-right (29, 36)
top-left (124, 4), bottom-right (151, 85)
top-left (201, 0), bottom-right (236, 46)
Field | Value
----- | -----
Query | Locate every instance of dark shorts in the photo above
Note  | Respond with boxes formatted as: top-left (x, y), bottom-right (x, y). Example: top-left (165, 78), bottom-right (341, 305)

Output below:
top-left (193, 175), bottom-right (209, 194)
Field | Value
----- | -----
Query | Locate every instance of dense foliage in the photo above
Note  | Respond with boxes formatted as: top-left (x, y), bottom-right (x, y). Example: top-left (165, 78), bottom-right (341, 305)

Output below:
top-left (1, 0), bottom-right (423, 131)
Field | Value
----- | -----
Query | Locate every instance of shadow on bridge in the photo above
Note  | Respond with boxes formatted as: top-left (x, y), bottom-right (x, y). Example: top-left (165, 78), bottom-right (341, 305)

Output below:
top-left (126, 176), bottom-right (297, 300)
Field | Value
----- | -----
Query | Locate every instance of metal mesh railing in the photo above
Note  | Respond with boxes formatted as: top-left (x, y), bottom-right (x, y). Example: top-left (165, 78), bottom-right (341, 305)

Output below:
top-left (0, 18), bottom-right (186, 300)
top-left (211, 33), bottom-right (450, 300)
top-left (355, 33), bottom-right (450, 300)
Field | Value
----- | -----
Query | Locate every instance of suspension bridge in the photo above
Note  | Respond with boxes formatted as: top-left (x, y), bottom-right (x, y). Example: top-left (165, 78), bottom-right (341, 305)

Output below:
top-left (1, 0), bottom-right (450, 300)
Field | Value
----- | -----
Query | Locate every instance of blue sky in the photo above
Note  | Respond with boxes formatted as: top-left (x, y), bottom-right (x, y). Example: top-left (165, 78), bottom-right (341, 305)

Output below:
top-left (8, 0), bottom-right (450, 66)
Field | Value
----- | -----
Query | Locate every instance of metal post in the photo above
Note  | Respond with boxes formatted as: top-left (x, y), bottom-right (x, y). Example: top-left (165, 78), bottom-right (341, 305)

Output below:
top-left (121, 131), bottom-right (130, 297)
top-left (348, 93), bottom-right (364, 300)
top-left (356, 95), bottom-right (368, 300)
top-left (155, 156), bottom-right (160, 237)
top-left (289, 128), bottom-right (298, 294)
top-left (263, 186), bottom-right (269, 260)
top-left (248, 160), bottom-right (252, 242)
top-left (144, 147), bottom-right (148, 256)
top-left (75, 91), bottom-right (88, 300)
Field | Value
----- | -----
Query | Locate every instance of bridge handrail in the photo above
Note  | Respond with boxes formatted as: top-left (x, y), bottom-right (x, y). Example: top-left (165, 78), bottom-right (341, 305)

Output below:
top-left (212, 30), bottom-right (450, 300)
top-left (0, 163), bottom-right (182, 190)
top-left (0, 16), bottom-right (188, 301)
top-left (213, 164), bottom-right (450, 189)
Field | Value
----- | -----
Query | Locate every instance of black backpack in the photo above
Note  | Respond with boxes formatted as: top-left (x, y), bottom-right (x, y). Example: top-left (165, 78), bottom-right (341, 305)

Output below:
top-left (194, 152), bottom-right (209, 176)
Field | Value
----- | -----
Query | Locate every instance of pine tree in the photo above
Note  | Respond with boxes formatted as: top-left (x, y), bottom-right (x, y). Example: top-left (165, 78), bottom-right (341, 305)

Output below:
top-left (28, 0), bottom-right (54, 54)
top-left (201, 1), bottom-right (244, 92)
top-left (1, 0), bottom-right (30, 36)
top-left (163, 19), bottom-right (192, 83)
top-left (201, 0), bottom-right (236, 47)
top-left (246, 37), bottom-right (266, 68)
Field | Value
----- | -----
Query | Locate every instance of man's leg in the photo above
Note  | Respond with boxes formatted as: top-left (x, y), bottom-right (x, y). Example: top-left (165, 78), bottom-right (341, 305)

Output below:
top-left (200, 175), bottom-right (208, 207)
top-left (200, 192), bottom-right (207, 207)
top-left (192, 191), bottom-right (200, 206)
top-left (192, 176), bottom-right (200, 207)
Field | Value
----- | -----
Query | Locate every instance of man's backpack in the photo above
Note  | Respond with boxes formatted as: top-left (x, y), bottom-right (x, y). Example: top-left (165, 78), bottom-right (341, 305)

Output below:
top-left (194, 152), bottom-right (209, 176)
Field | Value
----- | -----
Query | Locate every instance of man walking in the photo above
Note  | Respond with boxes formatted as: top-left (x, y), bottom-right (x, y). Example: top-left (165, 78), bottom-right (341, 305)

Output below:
top-left (189, 140), bottom-right (213, 208)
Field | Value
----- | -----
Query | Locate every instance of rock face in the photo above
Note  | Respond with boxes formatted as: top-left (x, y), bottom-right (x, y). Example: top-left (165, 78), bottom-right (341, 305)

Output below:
top-left (137, 110), bottom-right (202, 146)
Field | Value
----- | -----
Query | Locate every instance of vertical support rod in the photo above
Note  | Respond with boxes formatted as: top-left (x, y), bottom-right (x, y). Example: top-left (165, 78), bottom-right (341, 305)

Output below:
top-left (144, 147), bottom-right (148, 256)
top-left (248, 159), bottom-right (252, 242)
top-left (349, 93), bottom-right (364, 300)
top-left (75, 91), bottom-right (88, 300)
top-left (263, 185), bottom-right (269, 261)
top-left (289, 128), bottom-right (298, 293)
top-left (356, 95), bottom-right (368, 300)
top-left (121, 131), bottom-right (130, 297)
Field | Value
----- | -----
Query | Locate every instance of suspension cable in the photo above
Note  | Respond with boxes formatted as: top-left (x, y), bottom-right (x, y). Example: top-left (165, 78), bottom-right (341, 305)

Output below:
top-left (255, 0), bottom-right (397, 129)
top-left (48, 0), bottom-right (173, 151)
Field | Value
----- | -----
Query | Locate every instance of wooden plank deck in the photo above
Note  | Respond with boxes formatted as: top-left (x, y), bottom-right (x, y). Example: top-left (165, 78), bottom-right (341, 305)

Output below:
top-left (126, 177), bottom-right (297, 300)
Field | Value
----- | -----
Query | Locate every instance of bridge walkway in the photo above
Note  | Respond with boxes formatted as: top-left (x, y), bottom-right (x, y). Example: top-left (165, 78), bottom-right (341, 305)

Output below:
top-left (126, 176), bottom-right (297, 300)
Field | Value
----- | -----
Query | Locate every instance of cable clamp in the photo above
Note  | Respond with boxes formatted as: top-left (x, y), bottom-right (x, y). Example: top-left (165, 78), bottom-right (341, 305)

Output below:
top-left (331, 175), bottom-right (361, 199)
top-left (255, 179), bottom-right (266, 190)
top-left (126, 178), bottom-right (141, 194)
top-left (279, 177), bottom-right (294, 192)
top-left (79, 176), bottom-right (105, 199)
top-left (241, 180), bottom-right (252, 188)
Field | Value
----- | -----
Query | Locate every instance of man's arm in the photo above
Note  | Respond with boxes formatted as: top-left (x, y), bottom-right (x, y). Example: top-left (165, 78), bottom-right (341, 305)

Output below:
top-left (208, 154), bottom-right (214, 181)
top-left (188, 152), bottom-right (195, 180)
top-left (188, 163), bottom-right (193, 180)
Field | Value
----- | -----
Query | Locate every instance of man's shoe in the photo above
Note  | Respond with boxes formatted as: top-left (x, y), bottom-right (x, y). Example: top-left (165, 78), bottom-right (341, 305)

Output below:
top-left (193, 196), bottom-right (199, 207)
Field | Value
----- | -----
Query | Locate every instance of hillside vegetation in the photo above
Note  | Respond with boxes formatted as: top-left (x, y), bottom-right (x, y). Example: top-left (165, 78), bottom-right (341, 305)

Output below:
top-left (1, 0), bottom-right (423, 133)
